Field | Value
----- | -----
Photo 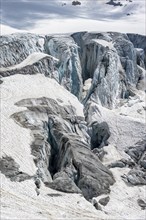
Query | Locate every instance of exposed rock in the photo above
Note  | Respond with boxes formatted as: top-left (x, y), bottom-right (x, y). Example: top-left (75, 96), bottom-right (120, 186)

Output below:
top-left (11, 97), bottom-right (115, 200)
top-left (116, 158), bottom-right (135, 168)
top-left (137, 199), bottom-right (146, 210)
top-left (92, 198), bottom-right (102, 211)
top-left (35, 179), bottom-right (41, 196)
top-left (0, 156), bottom-right (32, 182)
top-left (35, 178), bottom-right (41, 189)
top-left (94, 202), bottom-right (102, 211)
top-left (123, 169), bottom-right (146, 185)
top-left (92, 148), bottom-right (107, 161)
top-left (47, 172), bottom-right (81, 194)
top-left (122, 139), bottom-right (146, 185)
top-left (47, 193), bottom-right (62, 197)
top-left (47, 116), bottom-right (114, 199)
top-left (125, 139), bottom-right (146, 165)
top-left (108, 160), bottom-right (126, 168)
top-left (89, 121), bottom-right (110, 149)
top-left (98, 196), bottom-right (110, 206)
top-left (11, 99), bottom-right (53, 183)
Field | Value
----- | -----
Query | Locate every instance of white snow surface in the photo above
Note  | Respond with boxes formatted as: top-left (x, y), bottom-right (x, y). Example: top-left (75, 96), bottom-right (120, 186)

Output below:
top-left (91, 39), bottom-right (114, 49)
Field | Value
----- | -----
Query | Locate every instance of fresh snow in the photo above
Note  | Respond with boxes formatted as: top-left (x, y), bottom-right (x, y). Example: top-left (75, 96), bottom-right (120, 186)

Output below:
top-left (92, 39), bottom-right (114, 49)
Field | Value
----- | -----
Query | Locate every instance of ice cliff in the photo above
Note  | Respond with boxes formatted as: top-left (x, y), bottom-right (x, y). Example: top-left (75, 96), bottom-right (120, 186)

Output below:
top-left (1, 32), bottom-right (145, 106)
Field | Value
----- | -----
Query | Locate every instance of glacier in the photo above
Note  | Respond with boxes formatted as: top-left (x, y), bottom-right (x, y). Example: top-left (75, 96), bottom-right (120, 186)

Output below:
top-left (0, 31), bottom-right (146, 219)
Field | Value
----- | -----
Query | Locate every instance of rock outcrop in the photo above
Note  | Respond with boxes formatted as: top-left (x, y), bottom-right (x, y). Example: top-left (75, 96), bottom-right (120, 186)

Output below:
top-left (122, 139), bottom-right (146, 185)
top-left (11, 97), bottom-right (114, 200)
top-left (0, 156), bottom-right (32, 182)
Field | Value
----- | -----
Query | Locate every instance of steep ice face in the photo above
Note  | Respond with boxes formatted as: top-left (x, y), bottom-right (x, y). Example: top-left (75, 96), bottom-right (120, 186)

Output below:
top-left (0, 32), bottom-right (145, 109)
top-left (127, 33), bottom-right (146, 68)
top-left (45, 35), bottom-right (83, 99)
top-left (112, 34), bottom-right (139, 85)
top-left (0, 33), bottom-right (45, 67)
top-left (72, 32), bottom-right (144, 108)
top-left (84, 48), bottom-right (121, 108)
